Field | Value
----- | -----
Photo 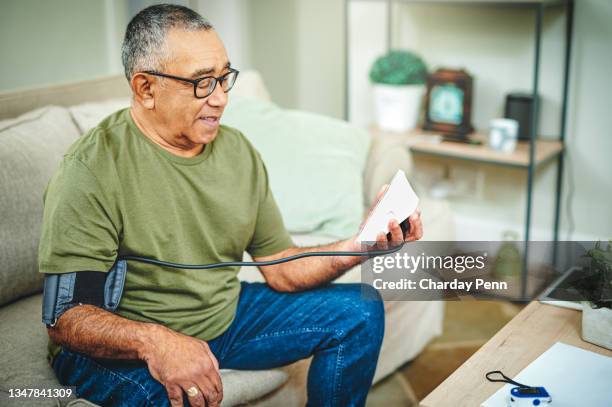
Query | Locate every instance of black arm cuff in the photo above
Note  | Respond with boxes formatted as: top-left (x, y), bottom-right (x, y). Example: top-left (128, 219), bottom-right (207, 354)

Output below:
top-left (43, 261), bottom-right (127, 326)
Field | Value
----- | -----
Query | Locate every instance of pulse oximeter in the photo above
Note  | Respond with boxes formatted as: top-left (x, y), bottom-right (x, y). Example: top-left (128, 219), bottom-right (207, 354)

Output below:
top-left (486, 370), bottom-right (552, 407)
top-left (507, 386), bottom-right (552, 406)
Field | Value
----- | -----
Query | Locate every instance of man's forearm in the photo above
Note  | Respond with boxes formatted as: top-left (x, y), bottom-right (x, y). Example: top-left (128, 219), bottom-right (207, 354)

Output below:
top-left (258, 214), bottom-right (423, 292)
top-left (258, 239), bottom-right (362, 292)
top-left (48, 304), bottom-right (164, 360)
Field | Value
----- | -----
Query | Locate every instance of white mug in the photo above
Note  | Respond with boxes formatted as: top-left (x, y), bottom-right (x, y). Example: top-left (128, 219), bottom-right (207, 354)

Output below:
top-left (489, 118), bottom-right (519, 153)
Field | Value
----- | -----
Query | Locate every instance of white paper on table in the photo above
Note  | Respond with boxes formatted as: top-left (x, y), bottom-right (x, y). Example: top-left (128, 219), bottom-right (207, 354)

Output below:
top-left (481, 342), bottom-right (612, 407)
top-left (357, 170), bottom-right (419, 243)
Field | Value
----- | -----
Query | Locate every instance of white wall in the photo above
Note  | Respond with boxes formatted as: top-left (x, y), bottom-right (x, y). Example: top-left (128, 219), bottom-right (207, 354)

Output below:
top-left (0, 0), bottom-right (128, 91)
top-left (245, 0), bottom-right (344, 118)
top-left (348, 1), bottom-right (388, 123)
top-left (245, 0), bottom-right (299, 109)
top-left (563, 0), bottom-right (612, 240)
top-left (196, 0), bottom-right (252, 70)
top-left (294, 0), bottom-right (344, 119)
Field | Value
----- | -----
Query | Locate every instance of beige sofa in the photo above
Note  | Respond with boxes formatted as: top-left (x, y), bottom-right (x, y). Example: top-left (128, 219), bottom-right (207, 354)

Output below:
top-left (0, 71), bottom-right (452, 406)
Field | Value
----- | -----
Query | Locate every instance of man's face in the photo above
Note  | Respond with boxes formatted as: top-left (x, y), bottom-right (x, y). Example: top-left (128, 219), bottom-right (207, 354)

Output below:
top-left (152, 28), bottom-right (230, 148)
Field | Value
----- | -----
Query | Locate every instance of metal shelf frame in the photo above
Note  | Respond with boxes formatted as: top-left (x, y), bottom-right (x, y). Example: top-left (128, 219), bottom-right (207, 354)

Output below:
top-left (344, 0), bottom-right (574, 299)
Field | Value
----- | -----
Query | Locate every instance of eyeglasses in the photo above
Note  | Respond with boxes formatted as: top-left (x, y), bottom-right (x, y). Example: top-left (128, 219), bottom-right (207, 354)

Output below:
top-left (143, 68), bottom-right (240, 99)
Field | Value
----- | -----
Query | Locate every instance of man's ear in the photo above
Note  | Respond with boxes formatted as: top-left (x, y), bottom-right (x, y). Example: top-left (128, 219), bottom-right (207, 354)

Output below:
top-left (131, 73), bottom-right (155, 110)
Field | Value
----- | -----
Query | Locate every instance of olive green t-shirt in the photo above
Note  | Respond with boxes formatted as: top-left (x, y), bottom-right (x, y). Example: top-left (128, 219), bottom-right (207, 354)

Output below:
top-left (39, 108), bottom-right (293, 356)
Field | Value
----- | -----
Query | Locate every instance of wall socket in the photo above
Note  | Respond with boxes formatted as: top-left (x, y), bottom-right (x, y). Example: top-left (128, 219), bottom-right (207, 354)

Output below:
top-left (413, 160), bottom-right (485, 199)
top-left (448, 165), bottom-right (485, 199)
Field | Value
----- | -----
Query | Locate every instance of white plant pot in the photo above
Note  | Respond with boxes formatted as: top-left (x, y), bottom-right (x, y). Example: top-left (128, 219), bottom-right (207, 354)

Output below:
top-left (582, 302), bottom-right (612, 350)
top-left (373, 84), bottom-right (424, 132)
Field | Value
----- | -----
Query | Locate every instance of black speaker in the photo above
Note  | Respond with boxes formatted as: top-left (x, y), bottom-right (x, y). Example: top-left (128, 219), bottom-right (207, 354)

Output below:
top-left (504, 93), bottom-right (538, 141)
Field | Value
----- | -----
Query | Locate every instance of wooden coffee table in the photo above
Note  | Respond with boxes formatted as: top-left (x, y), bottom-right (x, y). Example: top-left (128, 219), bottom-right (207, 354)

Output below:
top-left (420, 301), bottom-right (612, 406)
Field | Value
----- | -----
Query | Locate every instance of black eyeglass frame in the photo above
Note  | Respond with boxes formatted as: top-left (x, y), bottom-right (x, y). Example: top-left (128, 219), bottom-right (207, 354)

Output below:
top-left (142, 68), bottom-right (240, 99)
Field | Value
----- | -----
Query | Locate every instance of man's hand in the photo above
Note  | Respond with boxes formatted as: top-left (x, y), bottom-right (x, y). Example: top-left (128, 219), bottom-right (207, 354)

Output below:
top-left (141, 326), bottom-right (223, 407)
top-left (333, 184), bottom-right (423, 270)
top-left (48, 304), bottom-right (224, 407)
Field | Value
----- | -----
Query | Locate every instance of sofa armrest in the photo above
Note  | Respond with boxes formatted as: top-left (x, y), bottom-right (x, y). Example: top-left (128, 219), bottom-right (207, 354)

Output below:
top-left (363, 132), bottom-right (414, 207)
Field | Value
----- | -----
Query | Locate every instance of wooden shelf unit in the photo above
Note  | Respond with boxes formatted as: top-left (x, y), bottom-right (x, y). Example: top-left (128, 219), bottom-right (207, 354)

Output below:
top-left (348, 0), bottom-right (574, 299)
top-left (403, 129), bottom-right (564, 169)
top-left (371, 127), bottom-right (564, 168)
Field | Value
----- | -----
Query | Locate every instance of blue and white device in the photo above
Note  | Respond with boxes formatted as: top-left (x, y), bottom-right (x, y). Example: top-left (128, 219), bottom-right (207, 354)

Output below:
top-left (507, 386), bottom-right (552, 406)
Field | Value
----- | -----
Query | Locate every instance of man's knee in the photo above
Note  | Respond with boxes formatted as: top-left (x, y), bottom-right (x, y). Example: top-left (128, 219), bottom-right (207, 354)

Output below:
top-left (334, 284), bottom-right (385, 343)
top-left (356, 283), bottom-right (385, 338)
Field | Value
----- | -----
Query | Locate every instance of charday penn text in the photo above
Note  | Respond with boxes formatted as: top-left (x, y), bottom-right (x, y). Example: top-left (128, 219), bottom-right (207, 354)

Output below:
top-left (372, 278), bottom-right (508, 292)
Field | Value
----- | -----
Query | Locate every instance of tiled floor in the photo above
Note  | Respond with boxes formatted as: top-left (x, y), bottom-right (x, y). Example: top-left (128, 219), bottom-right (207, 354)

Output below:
top-left (366, 301), bottom-right (524, 406)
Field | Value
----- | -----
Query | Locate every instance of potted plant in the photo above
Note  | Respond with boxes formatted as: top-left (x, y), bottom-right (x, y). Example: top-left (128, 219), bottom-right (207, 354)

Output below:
top-left (575, 241), bottom-right (612, 350)
top-left (369, 50), bottom-right (428, 132)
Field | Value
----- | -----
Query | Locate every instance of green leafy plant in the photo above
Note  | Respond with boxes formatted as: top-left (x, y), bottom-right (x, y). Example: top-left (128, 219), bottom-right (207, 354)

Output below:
top-left (574, 241), bottom-right (612, 309)
top-left (369, 50), bottom-right (428, 86)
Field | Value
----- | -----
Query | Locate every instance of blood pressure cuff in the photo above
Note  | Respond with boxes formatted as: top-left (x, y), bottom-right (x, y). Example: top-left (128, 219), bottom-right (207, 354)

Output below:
top-left (42, 260), bottom-right (127, 327)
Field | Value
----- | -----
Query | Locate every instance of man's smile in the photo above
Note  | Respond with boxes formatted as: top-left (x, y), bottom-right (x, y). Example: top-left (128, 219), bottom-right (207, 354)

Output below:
top-left (199, 115), bottom-right (220, 127)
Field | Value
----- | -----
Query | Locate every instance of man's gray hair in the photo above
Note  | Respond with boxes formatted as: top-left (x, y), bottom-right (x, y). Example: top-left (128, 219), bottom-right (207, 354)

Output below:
top-left (121, 4), bottom-right (213, 80)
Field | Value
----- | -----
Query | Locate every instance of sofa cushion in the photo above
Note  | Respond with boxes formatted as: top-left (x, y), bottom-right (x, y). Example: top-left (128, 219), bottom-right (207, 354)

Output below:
top-left (68, 98), bottom-right (130, 134)
top-left (222, 97), bottom-right (371, 239)
top-left (219, 369), bottom-right (288, 406)
top-left (0, 294), bottom-right (66, 406)
top-left (0, 294), bottom-right (288, 407)
top-left (0, 106), bottom-right (81, 306)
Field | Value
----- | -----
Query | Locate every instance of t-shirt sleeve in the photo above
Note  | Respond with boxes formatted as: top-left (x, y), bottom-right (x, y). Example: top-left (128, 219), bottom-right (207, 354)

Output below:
top-left (38, 156), bottom-right (120, 274)
top-left (247, 155), bottom-right (294, 258)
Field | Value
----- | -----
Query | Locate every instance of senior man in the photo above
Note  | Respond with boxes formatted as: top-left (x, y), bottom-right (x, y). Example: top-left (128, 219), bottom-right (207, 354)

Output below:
top-left (39, 4), bottom-right (422, 407)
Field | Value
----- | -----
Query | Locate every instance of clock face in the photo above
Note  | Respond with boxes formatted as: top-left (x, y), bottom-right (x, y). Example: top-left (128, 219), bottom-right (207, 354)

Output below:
top-left (429, 84), bottom-right (464, 125)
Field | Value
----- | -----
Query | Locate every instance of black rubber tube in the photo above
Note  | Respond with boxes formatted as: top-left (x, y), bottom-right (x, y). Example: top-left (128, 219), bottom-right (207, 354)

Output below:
top-left (118, 242), bottom-right (406, 270)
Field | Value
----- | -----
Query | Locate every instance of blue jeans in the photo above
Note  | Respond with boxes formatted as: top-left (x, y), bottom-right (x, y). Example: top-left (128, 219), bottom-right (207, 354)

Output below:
top-left (52, 282), bottom-right (385, 407)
